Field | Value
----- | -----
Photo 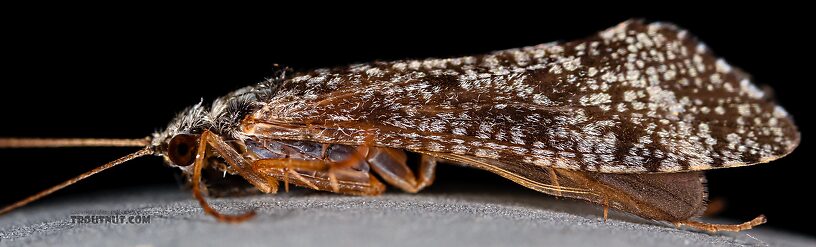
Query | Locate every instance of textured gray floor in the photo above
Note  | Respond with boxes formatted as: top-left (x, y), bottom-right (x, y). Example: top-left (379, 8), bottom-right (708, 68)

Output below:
top-left (1, 183), bottom-right (814, 247)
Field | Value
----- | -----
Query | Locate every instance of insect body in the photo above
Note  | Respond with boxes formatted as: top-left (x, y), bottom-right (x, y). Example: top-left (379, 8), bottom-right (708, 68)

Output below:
top-left (0, 20), bottom-right (799, 232)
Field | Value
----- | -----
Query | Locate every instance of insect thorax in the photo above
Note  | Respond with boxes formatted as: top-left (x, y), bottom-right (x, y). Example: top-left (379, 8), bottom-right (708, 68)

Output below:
top-left (151, 80), bottom-right (282, 164)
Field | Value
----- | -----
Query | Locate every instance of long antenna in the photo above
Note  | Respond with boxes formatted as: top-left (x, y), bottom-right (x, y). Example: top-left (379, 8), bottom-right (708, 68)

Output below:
top-left (0, 146), bottom-right (154, 215)
top-left (0, 138), bottom-right (150, 148)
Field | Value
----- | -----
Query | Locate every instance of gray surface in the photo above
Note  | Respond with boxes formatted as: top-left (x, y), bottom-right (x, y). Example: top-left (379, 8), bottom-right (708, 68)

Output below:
top-left (1, 184), bottom-right (813, 247)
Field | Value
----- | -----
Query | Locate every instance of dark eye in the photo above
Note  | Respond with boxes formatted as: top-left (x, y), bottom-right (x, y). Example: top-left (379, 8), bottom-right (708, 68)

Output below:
top-left (168, 134), bottom-right (199, 166)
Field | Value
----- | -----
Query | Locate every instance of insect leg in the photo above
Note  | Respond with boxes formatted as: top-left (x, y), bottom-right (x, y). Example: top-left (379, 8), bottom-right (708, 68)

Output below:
top-left (203, 131), bottom-right (279, 194)
top-left (674, 215), bottom-right (766, 232)
top-left (252, 159), bottom-right (323, 190)
top-left (326, 144), bottom-right (369, 192)
top-left (367, 148), bottom-right (437, 193)
top-left (193, 130), bottom-right (257, 223)
top-left (415, 154), bottom-right (437, 191)
top-left (252, 157), bottom-right (386, 196)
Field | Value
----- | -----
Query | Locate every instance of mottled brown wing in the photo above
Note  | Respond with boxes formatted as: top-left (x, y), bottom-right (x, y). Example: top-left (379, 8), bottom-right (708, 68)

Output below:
top-left (241, 20), bottom-right (799, 173)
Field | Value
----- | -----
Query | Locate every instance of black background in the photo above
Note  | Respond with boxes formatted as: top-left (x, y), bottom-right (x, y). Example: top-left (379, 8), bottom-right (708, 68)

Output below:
top-left (1, 8), bottom-right (813, 236)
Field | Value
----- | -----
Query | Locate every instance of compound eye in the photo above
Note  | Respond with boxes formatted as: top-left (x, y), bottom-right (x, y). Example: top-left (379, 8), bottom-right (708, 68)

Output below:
top-left (168, 134), bottom-right (199, 167)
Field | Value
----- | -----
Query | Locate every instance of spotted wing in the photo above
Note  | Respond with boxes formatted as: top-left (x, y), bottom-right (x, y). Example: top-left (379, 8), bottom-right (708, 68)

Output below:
top-left (241, 20), bottom-right (799, 173)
